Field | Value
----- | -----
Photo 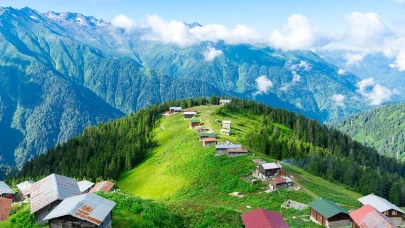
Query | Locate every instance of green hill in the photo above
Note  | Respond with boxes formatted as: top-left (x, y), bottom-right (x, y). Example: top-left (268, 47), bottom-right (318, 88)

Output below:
top-left (334, 104), bottom-right (405, 161)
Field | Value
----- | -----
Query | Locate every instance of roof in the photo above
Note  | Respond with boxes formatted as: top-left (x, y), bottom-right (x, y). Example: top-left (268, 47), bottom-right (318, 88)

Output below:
top-left (216, 144), bottom-right (242, 149)
top-left (89, 181), bottom-right (115, 193)
top-left (16, 181), bottom-right (35, 196)
top-left (308, 198), bottom-right (349, 219)
top-left (184, 112), bottom-right (197, 115)
top-left (220, 129), bottom-right (231, 132)
top-left (219, 99), bottom-right (231, 103)
top-left (358, 194), bottom-right (405, 214)
top-left (184, 108), bottom-right (198, 112)
top-left (241, 208), bottom-right (289, 228)
top-left (30, 174), bottom-right (81, 214)
top-left (350, 204), bottom-right (396, 228)
top-left (203, 137), bottom-right (217, 142)
top-left (170, 107), bottom-right (182, 111)
top-left (261, 162), bottom-right (282, 170)
top-left (222, 120), bottom-right (232, 124)
top-left (227, 148), bottom-right (248, 153)
top-left (271, 176), bottom-right (292, 185)
top-left (0, 181), bottom-right (14, 195)
top-left (0, 197), bottom-right (12, 221)
top-left (190, 119), bottom-right (200, 123)
top-left (77, 180), bottom-right (95, 193)
top-left (199, 132), bottom-right (216, 137)
top-left (43, 193), bottom-right (116, 225)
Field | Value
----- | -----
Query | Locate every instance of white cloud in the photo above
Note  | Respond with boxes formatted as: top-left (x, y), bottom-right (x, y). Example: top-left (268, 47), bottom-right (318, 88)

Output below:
top-left (111, 14), bottom-right (136, 31)
top-left (344, 53), bottom-right (365, 66)
top-left (191, 24), bottom-right (262, 45)
top-left (394, 0), bottom-right (405, 4)
top-left (344, 12), bottom-right (386, 46)
top-left (356, 78), bottom-right (397, 105)
top-left (337, 68), bottom-right (347, 75)
top-left (202, 47), bottom-right (223, 61)
top-left (269, 14), bottom-right (316, 51)
top-left (332, 94), bottom-right (345, 107)
top-left (285, 60), bottom-right (311, 71)
top-left (389, 50), bottom-right (405, 71)
top-left (253, 75), bottom-right (273, 97)
top-left (292, 71), bottom-right (301, 82)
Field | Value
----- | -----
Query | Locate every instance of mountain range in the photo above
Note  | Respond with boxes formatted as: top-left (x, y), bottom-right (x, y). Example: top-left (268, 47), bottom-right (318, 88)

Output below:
top-left (0, 6), bottom-right (395, 167)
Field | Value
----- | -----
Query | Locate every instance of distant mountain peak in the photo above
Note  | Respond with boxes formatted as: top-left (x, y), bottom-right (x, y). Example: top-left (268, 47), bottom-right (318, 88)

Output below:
top-left (184, 22), bottom-right (202, 28)
top-left (44, 11), bottom-right (108, 27)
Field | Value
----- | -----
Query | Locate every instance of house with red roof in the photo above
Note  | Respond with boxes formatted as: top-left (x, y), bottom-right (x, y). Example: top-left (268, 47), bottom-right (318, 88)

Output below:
top-left (350, 204), bottom-right (396, 228)
top-left (241, 208), bottom-right (289, 228)
top-left (90, 181), bottom-right (115, 193)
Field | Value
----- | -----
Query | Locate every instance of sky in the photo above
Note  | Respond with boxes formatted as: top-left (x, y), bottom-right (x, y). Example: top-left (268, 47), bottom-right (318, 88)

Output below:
top-left (0, 0), bottom-right (404, 34)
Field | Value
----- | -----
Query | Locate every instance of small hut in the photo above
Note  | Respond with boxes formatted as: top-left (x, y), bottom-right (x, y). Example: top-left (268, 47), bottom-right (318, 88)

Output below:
top-left (216, 144), bottom-right (242, 155)
top-left (184, 112), bottom-right (197, 119)
top-left (189, 119), bottom-right (201, 129)
top-left (219, 99), bottom-right (231, 105)
top-left (169, 107), bottom-right (182, 113)
top-left (202, 138), bottom-right (217, 147)
top-left (221, 120), bottom-right (232, 129)
top-left (0, 181), bottom-right (15, 201)
top-left (220, 129), bottom-right (231, 136)
top-left (269, 176), bottom-right (292, 191)
top-left (308, 198), bottom-right (350, 227)
top-left (199, 132), bottom-right (216, 141)
top-left (227, 148), bottom-right (248, 157)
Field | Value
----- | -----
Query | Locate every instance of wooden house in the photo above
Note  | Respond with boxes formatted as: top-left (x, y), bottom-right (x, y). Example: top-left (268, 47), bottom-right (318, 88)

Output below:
top-left (256, 162), bottom-right (282, 180)
top-left (269, 176), bottom-right (292, 191)
top-left (169, 107), bottom-right (182, 113)
top-left (227, 148), bottom-right (248, 157)
top-left (89, 181), bottom-right (115, 193)
top-left (0, 181), bottom-right (15, 201)
top-left (308, 198), bottom-right (351, 227)
top-left (219, 99), bottom-right (231, 105)
top-left (199, 132), bottom-right (216, 141)
top-left (184, 111), bottom-right (197, 119)
top-left (16, 180), bottom-right (35, 201)
top-left (189, 119), bottom-right (201, 129)
top-left (350, 204), bottom-right (396, 228)
top-left (30, 174), bottom-right (81, 224)
top-left (358, 194), bottom-right (404, 226)
top-left (216, 144), bottom-right (242, 155)
top-left (241, 208), bottom-right (289, 228)
top-left (221, 120), bottom-right (232, 129)
top-left (202, 138), bottom-right (217, 147)
top-left (77, 180), bottom-right (95, 194)
top-left (0, 197), bottom-right (12, 221)
top-left (220, 129), bottom-right (231, 136)
top-left (184, 108), bottom-right (198, 113)
top-left (43, 193), bottom-right (116, 228)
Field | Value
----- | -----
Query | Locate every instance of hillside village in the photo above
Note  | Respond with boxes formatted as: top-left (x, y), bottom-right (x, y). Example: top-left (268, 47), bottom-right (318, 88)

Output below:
top-left (1, 99), bottom-right (405, 227)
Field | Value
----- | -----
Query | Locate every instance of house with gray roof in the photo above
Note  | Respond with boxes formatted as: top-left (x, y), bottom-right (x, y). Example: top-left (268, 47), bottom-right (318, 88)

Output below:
top-left (358, 194), bottom-right (405, 226)
top-left (215, 144), bottom-right (242, 155)
top-left (44, 193), bottom-right (116, 228)
top-left (0, 181), bottom-right (14, 201)
top-left (308, 198), bottom-right (350, 227)
top-left (77, 180), bottom-right (95, 194)
top-left (219, 99), bottom-right (231, 105)
top-left (169, 107), bottom-right (182, 113)
top-left (30, 173), bottom-right (81, 224)
top-left (256, 162), bottom-right (283, 180)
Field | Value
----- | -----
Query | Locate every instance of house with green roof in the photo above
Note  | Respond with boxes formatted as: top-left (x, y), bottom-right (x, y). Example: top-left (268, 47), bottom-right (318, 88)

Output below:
top-left (308, 198), bottom-right (351, 228)
top-left (189, 119), bottom-right (200, 129)
top-left (199, 132), bottom-right (216, 141)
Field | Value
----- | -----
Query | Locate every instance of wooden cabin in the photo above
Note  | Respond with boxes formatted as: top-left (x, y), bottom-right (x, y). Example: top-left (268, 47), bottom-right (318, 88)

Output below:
top-left (241, 208), bottom-right (289, 228)
top-left (350, 204), bottom-right (396, 228)
top-left (16, 180), bottom-right (35, 201)
top-left (30, 174), bottom-right (81, 224)
top-left (199, 132), bottom-right (216, 141)
top-left (90, 181), bottom-right (115, 193)
top-left (202, 138), bottom-right (217, 147)
top-left (215, 144), bottom-right (242, 155)
top-left (169, 107), bottom-right (182, 113)
top-left (0, 197), bottom-right (12, 221)
top-left (219, 99), bottom-right (231, 105)
top-left (220, 129), bottom-right (231, 136)
top-left (184, 111), bottom-right (197, 119)
top-left (221, 120), bottom-right (231, 129)
top-left (184, 108), bottom-right (198, 113)
top-left (358, 194), bottom-right (404, 226)
top-left (308, 198), bottom-right (351, 227)
top-left (227, 148), bottom-right (248, 157)
top-left (77, 180), bottom-right (95, 194)
top-left (43, 193), bottom-right (116, 228)
top-left (269, 176), bottom-right (292, 191)
top-left (256, 162), bottom-right (282, 180)
top-left (0, 181), bottom-right (15, 201)
top-left (189, 119), bottom-right (201, 129)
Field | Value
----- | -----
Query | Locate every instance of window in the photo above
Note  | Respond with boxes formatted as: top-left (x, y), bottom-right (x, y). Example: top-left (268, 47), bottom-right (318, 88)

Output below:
top-left (392, 211), bottom-right (397, 216)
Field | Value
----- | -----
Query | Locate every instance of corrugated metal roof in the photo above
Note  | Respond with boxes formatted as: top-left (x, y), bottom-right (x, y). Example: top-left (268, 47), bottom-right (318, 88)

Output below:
top-left (271, 176), bottom-right (292, 185)
top-left (241, 208), bottom-right (289, 228)
top-left (0, 181), bottom-right (14, 195)
top-left (216, 144), bottom-right (242, 149)
top-left (350, 204), bottom-right (396, 228)
top-left (170, 107), bottom-right (182, 111)
top-left (358, 194), bottom-right (405, 214)
top-left (308, 198), bottom-right (349, 219)
top-left (184, 109), bottom-right (198, 112)
top-left (77, 180), bottom-right (95, 193)
top-left (184, 112), bottom-right (197, 115)
top-left (16, 181), bottom-right (35, 197)
top-left (219, 99), bottom-right (231, 103)
top-left (220, 129), bottom-right (230, 132)
top-left (222, 120), bottom-right (232, 124)
top-left (199, 132), bottom-right (216, 137)
top-left (89, 181), bottom-right (114, 193)
top-left (0, 197), bottom-right (12, 221)
top-left (261, 162), bottom-right (282, 170)
top-left (43, 193), bottom-right (116, 225)
top-left (30, 174), bottom-right (81, 214)
top-left (190, 119), bottom-right (200, 123)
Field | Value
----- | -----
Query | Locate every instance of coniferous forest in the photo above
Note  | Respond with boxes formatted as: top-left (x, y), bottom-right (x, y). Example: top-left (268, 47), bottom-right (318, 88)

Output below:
top-left (10, 97), bottom-right (405, 206)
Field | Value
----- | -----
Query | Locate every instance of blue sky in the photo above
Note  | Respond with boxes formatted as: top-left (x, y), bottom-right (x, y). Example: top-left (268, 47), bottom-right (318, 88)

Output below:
top-left (1, 0), bottom-right (404, 34)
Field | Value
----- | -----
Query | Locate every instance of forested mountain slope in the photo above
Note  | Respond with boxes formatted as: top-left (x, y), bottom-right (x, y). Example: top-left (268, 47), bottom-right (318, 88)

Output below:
top-left (334, 104), bottom-right (405, 161)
